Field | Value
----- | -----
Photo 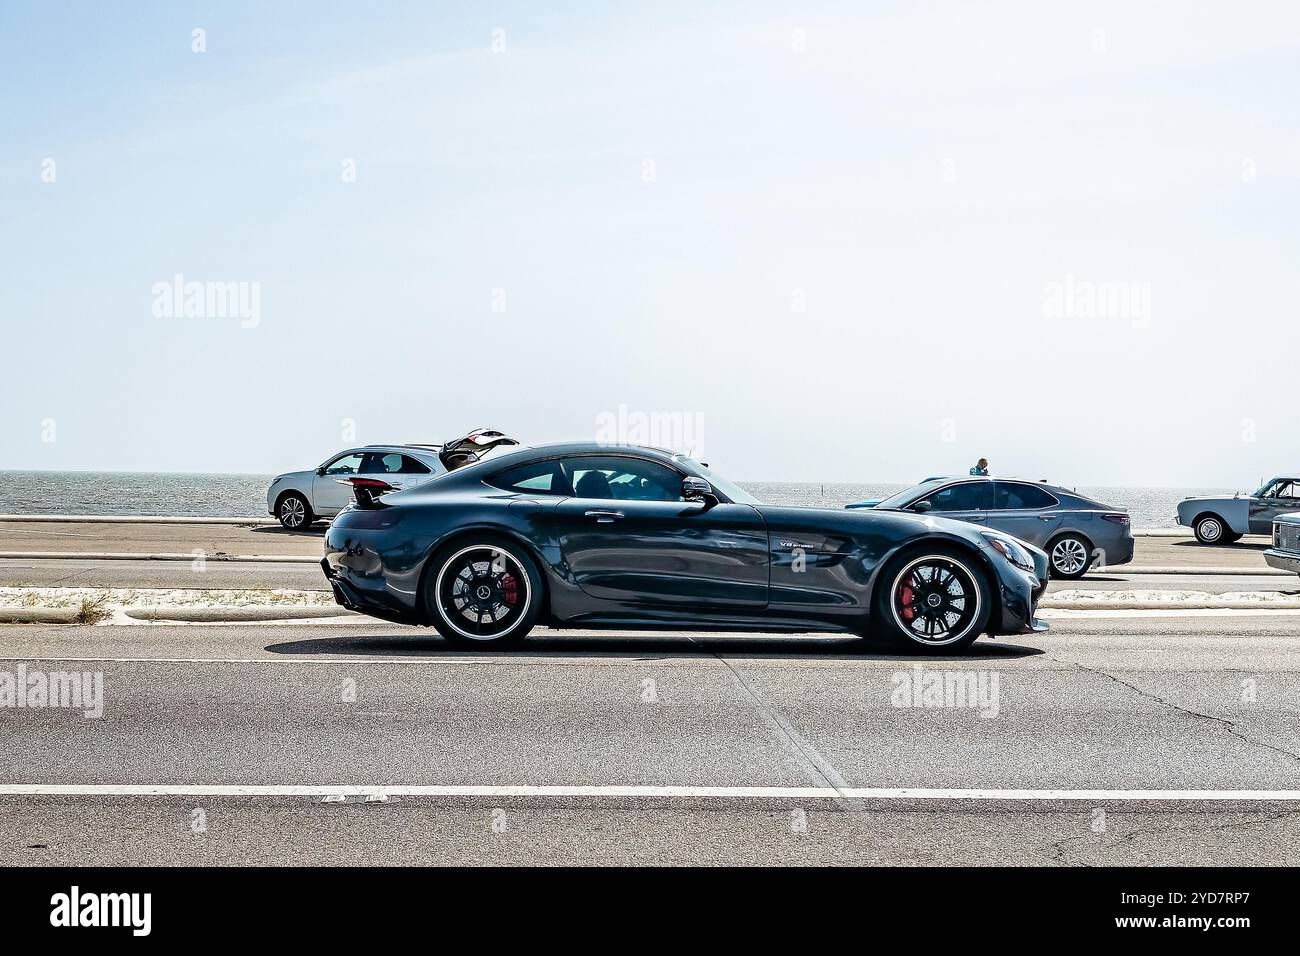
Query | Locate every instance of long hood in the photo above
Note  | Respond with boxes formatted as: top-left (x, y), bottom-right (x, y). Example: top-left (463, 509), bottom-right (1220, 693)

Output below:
top-left (270, 470), bottom-right (315, 484)
top-left (1178, 494), bottom-right (1245, 507)
top-left (755, 503), bottom-right (988, 544)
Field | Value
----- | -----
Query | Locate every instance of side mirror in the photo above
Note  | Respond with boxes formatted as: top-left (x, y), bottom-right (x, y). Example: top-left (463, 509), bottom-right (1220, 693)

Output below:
top-left (682, 476), bottom-right (717, 507)
top-left (912, 500), bottom-right (933, 513)
top-left (316, 466), bottom-right (327, 477)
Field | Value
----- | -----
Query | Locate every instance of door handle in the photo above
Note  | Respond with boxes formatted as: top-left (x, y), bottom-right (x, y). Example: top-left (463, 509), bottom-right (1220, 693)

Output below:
top-left (1037, 515), bottom-right (1055, 521)
top-left (584, 510), bottom-right (624, 523)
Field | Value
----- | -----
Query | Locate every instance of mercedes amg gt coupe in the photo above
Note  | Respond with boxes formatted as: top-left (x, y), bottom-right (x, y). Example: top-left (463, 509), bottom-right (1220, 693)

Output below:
top-left (321, 443), bottom-right (1050, 652)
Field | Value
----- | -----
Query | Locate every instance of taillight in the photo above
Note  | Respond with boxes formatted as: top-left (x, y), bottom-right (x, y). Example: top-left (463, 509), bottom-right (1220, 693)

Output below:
top-left (1102, 513), bottom-right (1130, 525)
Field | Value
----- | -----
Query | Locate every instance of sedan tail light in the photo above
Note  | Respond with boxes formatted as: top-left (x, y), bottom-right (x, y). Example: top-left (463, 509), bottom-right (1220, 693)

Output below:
top-left (1101, 513), bottom-right (1130, 525)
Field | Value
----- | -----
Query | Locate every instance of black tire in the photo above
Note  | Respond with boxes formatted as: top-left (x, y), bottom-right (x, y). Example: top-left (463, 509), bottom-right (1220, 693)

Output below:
top-left (1193, 514), bottom-right (1228, 545)
top-left (422, 536), bottom-right (543, 648)
top-left (276, 491), bottom-right (314, 530)
top-left (1047, 533), bottom-right (1094, 579)
top-left (1222, 531), bottom-right (1243, 544)
top-left (871, 546), bottom-right (991, 653)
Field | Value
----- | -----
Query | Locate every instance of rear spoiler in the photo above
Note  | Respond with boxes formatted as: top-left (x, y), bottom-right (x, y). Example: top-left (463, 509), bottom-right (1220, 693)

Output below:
top-left (335, 477), bottom-right (397, 509)
top-left (439, 427), bottom-right (519, 471)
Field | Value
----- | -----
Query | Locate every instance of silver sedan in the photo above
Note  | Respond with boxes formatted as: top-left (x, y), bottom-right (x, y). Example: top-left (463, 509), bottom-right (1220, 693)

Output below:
top-left (847, 477), bottom-right (1134, 579)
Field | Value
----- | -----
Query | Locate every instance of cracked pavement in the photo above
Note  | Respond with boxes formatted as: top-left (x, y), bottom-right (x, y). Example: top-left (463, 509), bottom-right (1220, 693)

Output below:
top-left (1, 615), bottom-right (1298, 864)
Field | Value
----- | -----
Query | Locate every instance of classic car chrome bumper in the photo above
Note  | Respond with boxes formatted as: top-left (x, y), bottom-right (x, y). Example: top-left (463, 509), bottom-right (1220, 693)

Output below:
top-left (1263, 548), bottom-right (1300, 575)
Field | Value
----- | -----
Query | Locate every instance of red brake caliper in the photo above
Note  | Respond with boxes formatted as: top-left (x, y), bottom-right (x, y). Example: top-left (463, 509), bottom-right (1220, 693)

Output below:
top-left (899, 584), bottom-right (915, 620)
top-left (500, 572), bottom-right (520, 606)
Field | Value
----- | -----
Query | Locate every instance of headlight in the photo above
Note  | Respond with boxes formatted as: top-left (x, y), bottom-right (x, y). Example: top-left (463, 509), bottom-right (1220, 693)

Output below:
top-left (982, 531), bottom-right (1035, 571)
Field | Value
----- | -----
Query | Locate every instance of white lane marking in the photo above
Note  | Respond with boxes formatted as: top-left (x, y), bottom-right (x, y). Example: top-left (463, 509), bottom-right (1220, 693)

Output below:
top-left (0, 656), bottom-right (502, 665)
top-left (1, 785), bottom-right (1299, 800)
top-left (0, 551), bottom-right (317, 563)
top-left (1041, 607), bottom-right (1300, 619)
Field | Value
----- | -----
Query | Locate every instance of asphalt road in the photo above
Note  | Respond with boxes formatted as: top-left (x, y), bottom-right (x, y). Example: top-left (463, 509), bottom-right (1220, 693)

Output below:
top-left (0, 557), bottom-right (326, 590)
top-left (0, 519), bottom-right (318, 557)
top-left (3, 616), bottom-right (1299, 865)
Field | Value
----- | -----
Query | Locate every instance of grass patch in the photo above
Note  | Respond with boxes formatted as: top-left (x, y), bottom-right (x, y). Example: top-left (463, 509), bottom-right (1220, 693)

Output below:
top-left (75, 595), bottom-right (112, 625)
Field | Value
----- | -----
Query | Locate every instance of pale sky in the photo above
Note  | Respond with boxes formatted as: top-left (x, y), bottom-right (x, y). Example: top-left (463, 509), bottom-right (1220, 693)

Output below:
top-left (4, 1), bottom-right (1299, 485)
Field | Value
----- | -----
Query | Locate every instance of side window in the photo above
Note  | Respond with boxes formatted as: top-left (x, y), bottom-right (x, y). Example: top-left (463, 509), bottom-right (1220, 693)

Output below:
top-left (360, 453), bottom-right (401, 475)
top-left (1261, 480), bottom-right (1298, 499)
top-left (323, 454), bottom-right (363, 475)
top-left (994, 482), bottom-right (1057, 510)
top-left (399, 455), bottom-right (431, 475)
top-left (489, 460), bottom-right (567, 495)
top-left (563, 456), bottom-right (683, 501)
top-left (922, 482), bottom-right (988, 512)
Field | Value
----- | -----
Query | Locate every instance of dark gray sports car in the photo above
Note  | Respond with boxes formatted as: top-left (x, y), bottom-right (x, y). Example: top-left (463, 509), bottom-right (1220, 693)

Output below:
top-left (322, 443), bottom-right (1050, 652)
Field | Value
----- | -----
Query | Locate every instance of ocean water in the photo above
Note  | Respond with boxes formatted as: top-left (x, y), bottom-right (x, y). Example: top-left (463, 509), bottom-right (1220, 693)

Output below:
top-left (0, 471), bottom-right (1243, 528)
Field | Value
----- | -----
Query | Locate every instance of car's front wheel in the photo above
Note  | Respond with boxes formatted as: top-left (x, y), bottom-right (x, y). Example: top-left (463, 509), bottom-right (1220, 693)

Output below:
top-left (1194, 514), bottom-right (1227, 545)
top-left (276, 492), bottom-right (313, 530)
top-left (1048, 534), bottom-right (1093, 579)
top-left (873, 548), bottom-right (991, 653)
top-left (424, 539), bottom-right (543, 647)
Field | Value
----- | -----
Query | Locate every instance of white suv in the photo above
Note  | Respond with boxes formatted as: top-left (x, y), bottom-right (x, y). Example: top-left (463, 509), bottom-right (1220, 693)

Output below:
top-left (265, 429), bottom-right (521, 529)
top-left (266, 445), bottom-right (445, 529)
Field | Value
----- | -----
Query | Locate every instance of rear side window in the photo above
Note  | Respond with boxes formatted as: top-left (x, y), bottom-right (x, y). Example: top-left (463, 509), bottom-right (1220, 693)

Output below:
top-left (489, 460), bottom-right (567, 495)
top-left (994, 482), bottom-right (1057, 510)
top-left (360, 453), bottom-right (399, 475)
top-left (921, 482), bottom-right (989, 512)
top-left (399, 455), bottom-right (430, 474)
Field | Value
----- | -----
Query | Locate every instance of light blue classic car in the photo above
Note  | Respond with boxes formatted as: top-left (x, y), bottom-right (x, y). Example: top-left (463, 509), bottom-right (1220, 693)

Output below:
top-left (1175, 477), bottom-right (1300, 545)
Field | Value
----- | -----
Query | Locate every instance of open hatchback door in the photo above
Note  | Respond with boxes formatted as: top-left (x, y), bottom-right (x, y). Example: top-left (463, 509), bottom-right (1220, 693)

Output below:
top-left (438, 427), bottom-right (520, 471)
top-left (337, 428), bottom-right (520, 509)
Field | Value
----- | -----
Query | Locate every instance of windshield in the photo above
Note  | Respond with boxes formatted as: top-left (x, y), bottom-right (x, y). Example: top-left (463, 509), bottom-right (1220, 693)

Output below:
top-left (874, 479), bottom-right (946, 511)
top-left (677, 457), bottom-right (761, 505)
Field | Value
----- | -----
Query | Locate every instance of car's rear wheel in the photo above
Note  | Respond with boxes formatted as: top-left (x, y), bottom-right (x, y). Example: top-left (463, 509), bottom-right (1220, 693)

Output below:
top-left (873, 548), bottom-right (991, 653)
top-left (424, 539), bottom-right (542, 647)
top-left (1048, 534), bottom-right (1093, 579)
top-left (1194, 514), bottom-right (1226, 545)
top-left (276, 492), bottom-right (313, 530)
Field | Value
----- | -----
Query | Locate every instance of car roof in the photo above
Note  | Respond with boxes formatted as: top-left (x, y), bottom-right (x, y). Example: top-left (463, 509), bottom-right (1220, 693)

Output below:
top-left (903, 476), bottom-right (1071, 495)
top-left (446, 441), bottom-right (681, 473)
top-left (492, 441), bottom-right (678, 458)
top-left (342, 445), bottom-right (443, 456)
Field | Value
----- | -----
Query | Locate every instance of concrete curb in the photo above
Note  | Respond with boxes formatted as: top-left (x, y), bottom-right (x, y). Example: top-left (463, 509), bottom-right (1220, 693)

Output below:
top-left (0, 552), bottom-right (1284, 576)
top-left (0, 551), bottom-right (318, 563)
top-left (0, 608), bottom-right (80, 624)
top-left (1132, 530), bottom-right (1270, 538)
top-left (0, 515), bottom-right (276, 525)
top-left (123, 606), bottom-right (356, 622)
top-left (1, 596), bottom-right (1295, 623)
top-left (1043, 599), bottom-right (1300, 611)
top-left (0, 514), bottom-right (1247, 536)
top-left (1101, 566), bottom-right (1289, 576)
